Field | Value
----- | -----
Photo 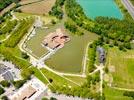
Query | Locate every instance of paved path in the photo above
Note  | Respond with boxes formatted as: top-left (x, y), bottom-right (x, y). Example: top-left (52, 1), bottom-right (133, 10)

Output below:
top-left (110, 86), bottom-right (134, 92)
top-left (122, 0), bottom-right (134, 19)
top-left (94, 64), bottom-right (104, 96)
top-left (82, 42), bottom-right (92, 76)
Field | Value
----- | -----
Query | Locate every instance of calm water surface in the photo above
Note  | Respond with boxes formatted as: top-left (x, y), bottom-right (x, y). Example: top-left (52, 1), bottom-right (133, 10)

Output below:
top-left (77, 0), bottom-right (123, 19)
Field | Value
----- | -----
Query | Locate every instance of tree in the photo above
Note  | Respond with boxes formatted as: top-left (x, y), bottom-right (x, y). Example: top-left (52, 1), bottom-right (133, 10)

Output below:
top-left (21, 52), bottom-right (29, 59)
top-left (1, 96), bottom-right (8, 100)
top-left (0, 80), bottom-right (10, 87)
top-left (49, 0), bottom-right (65, 19)
top-left (86, 75), bottom-right (92, 84)
top-left (123, 91), bottom-right (134, 99)
top-left (12, 80), bottom-right (26, 89)
top-left (50, 97), bottom-right (57, 100)
top-left (0, 86), bottom-right (5, 95)
top-left (104, 67), bottom-right (109, 73)
top-left (124, 42), bottom-right (131, 49)
top-left (119, 44), bottom-right (124, 50)
top-left (51, 19), bottom-right (56, 24)
top-left (49, 78), bottom-right (53, 83)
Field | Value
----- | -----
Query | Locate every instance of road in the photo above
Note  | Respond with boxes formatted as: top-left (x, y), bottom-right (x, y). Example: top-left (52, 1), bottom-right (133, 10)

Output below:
top-left (122, 0), bottom-right (134, 19)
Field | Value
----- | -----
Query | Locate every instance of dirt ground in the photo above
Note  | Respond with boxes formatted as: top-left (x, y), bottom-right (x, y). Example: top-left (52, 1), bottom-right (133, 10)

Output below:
top-left (20, 0), bottom-right (56, 15)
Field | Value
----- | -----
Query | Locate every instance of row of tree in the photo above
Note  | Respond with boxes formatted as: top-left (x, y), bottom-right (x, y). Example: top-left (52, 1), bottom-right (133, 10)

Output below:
top-left (0, 0), bottom-right (20, 11)
top-left (4, 18), bottom-right (34, 47)
top-left (64, 19), bottom-right (83, 36)
top-left (0, 19), bottom-right (17, 35)
top-left (49, 0), bottom-right (65, 19)
top-left (88, 42), bottom-right (97, 73)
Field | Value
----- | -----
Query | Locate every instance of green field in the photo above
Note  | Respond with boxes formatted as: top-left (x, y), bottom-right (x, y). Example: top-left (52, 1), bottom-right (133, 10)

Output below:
top-left (106, 47), bottom-right (134, 89)
top-left (45, 31), bottom-right (98, 73)
top-left (104, 86), bottom-right (133, 100)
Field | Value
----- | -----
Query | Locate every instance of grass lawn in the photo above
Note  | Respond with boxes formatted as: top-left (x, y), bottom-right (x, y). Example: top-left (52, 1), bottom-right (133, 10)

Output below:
top-left (14, 12), bottom-right (33, 19)
top-left (19, 0), bottom-right (56, 15)
top-left (25, 27), bottom-right (49, 58)
top-left (104, 86), bottom-right (133, 100)
top-left (64, 76), bottom-right (86, 85)
top-left (106, 47), bottom-right (134, 89)
top-left (30, 67), bottom-right (49, 84)
top-left (45, 31), bottom-right (98, 74)
top-left (40, 68), bottom-right (78, 87)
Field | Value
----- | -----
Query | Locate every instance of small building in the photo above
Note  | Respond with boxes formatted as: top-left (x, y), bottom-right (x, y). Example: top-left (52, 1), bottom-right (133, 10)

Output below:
top-left (97, 47), bottom-right (105, 63)
top-left (42, 28), bottom-right (70, 50)
top-left (8, 77), bottom-right (47, 100)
